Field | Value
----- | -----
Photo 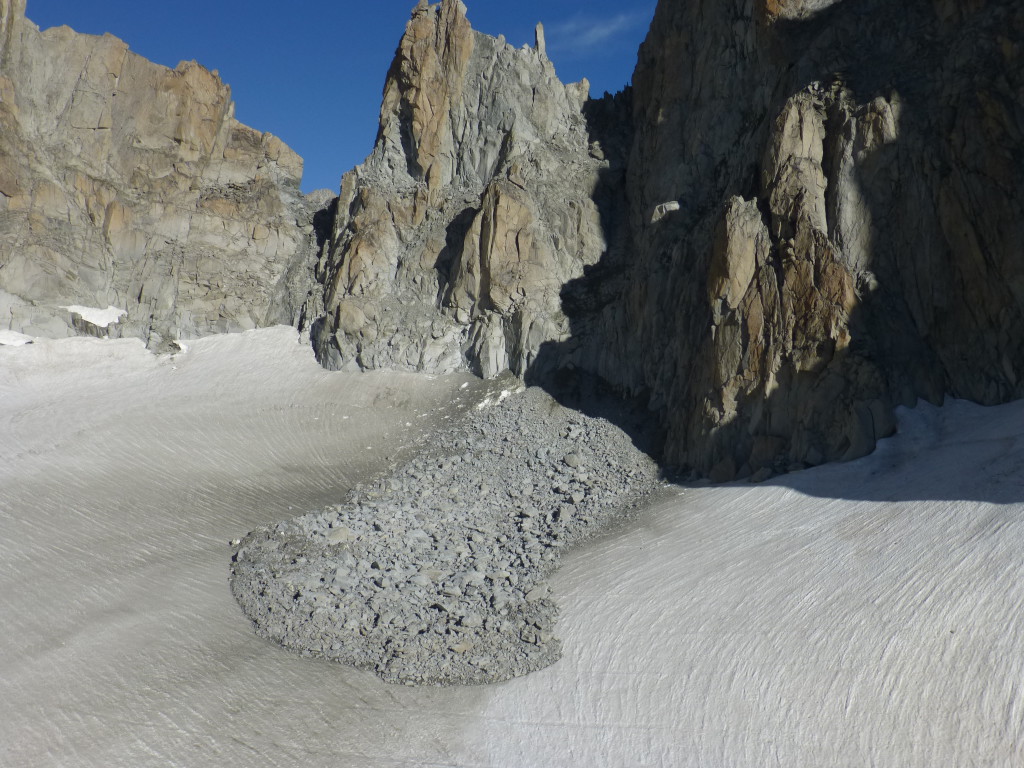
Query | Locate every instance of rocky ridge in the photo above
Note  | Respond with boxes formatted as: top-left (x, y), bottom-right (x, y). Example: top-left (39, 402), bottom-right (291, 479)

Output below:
top-left (307, 0), bottom-right (609, 379)
top-left (0, 0), bottom-right (319, 347)
top-left (2, 0), bottom-right (1019, 475)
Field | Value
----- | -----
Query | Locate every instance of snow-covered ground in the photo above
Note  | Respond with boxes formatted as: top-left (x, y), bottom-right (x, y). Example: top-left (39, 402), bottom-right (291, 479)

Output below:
top-left (2, 327), bottom-right (1021, 767)
top-left (0, 329), bottom-right (33, 346)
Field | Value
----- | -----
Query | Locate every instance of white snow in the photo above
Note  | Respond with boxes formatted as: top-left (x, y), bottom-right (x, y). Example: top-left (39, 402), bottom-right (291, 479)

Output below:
top-left (1, 327), bottom-right (1022, 767)
top-left (496, 386), bottom-right (523, 403)
top-left (0, 329), bottom-right (32, 346)
top-left (61, 304), bottom-right (127, 326)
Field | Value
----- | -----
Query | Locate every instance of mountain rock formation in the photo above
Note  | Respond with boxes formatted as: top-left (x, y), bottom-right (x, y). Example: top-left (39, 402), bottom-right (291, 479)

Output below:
top-left (0, 0), bottom-right (316, 346)
top-left (313, 0), bottom-right (1023, 479)
top-left (2, 0), bottom-right (1020, 481)
top-left (307, 0), bottom-right (607, 379)
top-left (579, 0), bottom-right (1024, 478)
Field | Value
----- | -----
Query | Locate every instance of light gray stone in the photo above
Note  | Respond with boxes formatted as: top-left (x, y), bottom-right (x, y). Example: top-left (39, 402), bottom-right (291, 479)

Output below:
top-left (0, 0), bottom-right (323, 347)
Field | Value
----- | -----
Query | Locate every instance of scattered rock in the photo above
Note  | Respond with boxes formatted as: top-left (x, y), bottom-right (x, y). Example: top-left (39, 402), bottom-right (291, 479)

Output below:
top-left (231, 385), bottom-right (659, 686)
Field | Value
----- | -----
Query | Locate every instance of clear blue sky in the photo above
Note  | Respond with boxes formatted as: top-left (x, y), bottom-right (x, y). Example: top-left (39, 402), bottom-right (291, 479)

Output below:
top-left (26, 1), bottom-right (655, 193)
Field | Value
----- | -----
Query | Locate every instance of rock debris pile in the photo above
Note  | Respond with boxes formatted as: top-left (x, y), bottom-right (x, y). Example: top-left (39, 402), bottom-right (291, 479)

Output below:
top-left (230, 385), bottom-right (659, 685)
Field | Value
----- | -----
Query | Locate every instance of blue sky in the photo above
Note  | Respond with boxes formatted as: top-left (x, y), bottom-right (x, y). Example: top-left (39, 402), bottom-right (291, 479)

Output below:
top-left (26, 1), bottom-right (655, 193)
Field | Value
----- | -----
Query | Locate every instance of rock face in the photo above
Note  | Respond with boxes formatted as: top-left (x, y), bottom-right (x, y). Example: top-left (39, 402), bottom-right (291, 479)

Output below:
top-left (6, 0), bottom-right (1019, 481)
top-left (0, 0), bottom-right (317, 346)
top-left (317, 0), bottom-right (1023, 479)
top-left (558, 0), bottom-right (1024, 478)
top-left (309, 0), bottom-right (606, 378)
top-left (224, 0), bottom-right (1022, 682)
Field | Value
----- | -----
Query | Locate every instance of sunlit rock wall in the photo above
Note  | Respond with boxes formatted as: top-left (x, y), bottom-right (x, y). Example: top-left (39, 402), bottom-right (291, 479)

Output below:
top-left (0, 0), bottom-right (317, 346)
top-left (309, 0), bottom-right (607, 378)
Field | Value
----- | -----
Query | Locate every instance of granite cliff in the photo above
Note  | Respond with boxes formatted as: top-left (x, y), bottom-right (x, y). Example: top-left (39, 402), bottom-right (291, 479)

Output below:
top-left (313, 0), bottom-right (1023, 479)
top-left (307, 0), bottom-right (605, 379)
top-left (575, 0), bottom-right (1024, 478)
top-left (0, 0), bottom-right (316, 346)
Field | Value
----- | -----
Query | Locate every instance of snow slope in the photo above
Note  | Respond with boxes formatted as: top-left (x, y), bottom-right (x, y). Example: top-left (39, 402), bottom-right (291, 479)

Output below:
top-left (2, 328), bottom-right (1021, 767)
top-left (0, 329), bottom-right (33, 346)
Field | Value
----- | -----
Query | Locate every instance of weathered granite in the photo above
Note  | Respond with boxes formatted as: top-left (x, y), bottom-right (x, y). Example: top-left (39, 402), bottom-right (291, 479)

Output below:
top-left (309, 0), bottom-right (605, 378)
top-left (547, 0), bottom-right (1024, 478)
top-left (8, 0), bottom-right (1019, 483)
top-left (0, 0), bottom-right (319, 347)
top-left (307, 0), bottom-right (1023, 479)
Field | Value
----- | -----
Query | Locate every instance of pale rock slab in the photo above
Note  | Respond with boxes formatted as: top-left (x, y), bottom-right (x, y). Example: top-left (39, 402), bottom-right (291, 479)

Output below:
top-left (309, 0), bottom-right (605, 379)
top-left (0, 1), bottom-right (320, 347)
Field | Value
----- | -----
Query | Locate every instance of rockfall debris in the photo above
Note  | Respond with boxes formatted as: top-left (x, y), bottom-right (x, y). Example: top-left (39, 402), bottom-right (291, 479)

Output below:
top-left (231, 383), bottom-right (660, 684)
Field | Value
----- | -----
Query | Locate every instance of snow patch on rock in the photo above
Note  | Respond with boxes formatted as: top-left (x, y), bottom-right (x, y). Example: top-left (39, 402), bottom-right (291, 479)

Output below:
top-left (61, 305), bottom-right (127, 327)
top-left (0, 329), bottom-right (32, 346)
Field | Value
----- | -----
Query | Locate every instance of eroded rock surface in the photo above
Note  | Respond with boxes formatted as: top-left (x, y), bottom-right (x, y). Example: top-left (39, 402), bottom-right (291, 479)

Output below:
top-left (5, 0), bottom-right (1019, 478)
top-left (308, 0), bottom-right (608, 378)
top-left (0, 0), bottom-right (320, 346)
top-left (545, 0), bottom-right (1024, 479)
top-left (307, 0), bottom-right (1023, 480)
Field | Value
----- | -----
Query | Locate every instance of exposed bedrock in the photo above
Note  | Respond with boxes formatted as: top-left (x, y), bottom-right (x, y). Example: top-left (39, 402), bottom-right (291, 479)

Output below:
top-left (0, 0), bottom-right (322, 347)
top-left (580, 0), bottom-right (1024, 479)
top-left (316, 0), bottom-right (1024, 480)
top-left (308, 0), bottom-right (609, 379)
top-left (5, 0), bottom-right (1018, 483)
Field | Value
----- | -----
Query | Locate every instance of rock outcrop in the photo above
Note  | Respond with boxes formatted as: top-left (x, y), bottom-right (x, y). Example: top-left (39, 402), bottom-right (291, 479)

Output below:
top-left (557, 0), bottom-right (1024, 478)
top-left (316, 0), bottom-right (1022, 479)
top-left (222, 0), bottom-right (1022, 681)
top-left (308, 0), bottom-right (607, 378)
top-left (0, 0), bottom-right (318, 347)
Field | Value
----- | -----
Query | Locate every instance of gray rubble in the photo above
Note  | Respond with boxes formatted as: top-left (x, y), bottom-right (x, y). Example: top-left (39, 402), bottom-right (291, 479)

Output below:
top-left (230, 382), bottom-right (660, 685)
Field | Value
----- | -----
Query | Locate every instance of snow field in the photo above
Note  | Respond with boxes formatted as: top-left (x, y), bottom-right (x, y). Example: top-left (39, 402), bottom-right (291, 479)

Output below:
top-left (1, 328), bottom-right (1021, 766)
